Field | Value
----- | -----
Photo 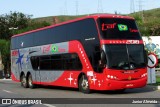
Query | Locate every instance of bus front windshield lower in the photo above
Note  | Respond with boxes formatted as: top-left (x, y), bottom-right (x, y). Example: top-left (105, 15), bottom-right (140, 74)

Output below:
top-left (104, 44), bottom-right (146, 70)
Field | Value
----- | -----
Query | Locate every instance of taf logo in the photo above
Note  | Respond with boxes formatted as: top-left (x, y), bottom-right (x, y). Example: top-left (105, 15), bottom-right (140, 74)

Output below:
top-left (43, 45), bottom-right (51, 53)
top-left (102, 23), bottom-right (116, 31)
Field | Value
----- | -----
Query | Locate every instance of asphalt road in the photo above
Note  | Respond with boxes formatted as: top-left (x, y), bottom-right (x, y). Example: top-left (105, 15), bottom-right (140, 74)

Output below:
top-left (0, 79), bottom-right (160, 107)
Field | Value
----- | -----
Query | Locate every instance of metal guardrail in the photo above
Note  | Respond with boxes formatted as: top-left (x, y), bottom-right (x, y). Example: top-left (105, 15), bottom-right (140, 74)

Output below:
top-left (156, 68), bottom-right (160, 71)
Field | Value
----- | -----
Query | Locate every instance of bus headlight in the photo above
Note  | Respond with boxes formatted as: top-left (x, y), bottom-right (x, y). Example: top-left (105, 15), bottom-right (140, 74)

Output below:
top-left (111, 76), bottom-right (113, 79)
top-left (141, 73), bottom-right (147, 78)
top-left (107, 75), bottom-right (117, 80)
top-left (107, 75), bottom-right (110, 78)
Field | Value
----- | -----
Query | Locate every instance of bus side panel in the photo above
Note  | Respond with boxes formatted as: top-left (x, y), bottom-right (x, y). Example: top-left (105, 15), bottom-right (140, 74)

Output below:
top-left (69, 40), bottom-right (101, 89)
top-left (11, 48), bottom-right (34, 82)
top-left (34, 71), bottom-right (81, 88)
top-left (11, 40), bottom-right (105, 89)
top-left (32, 40), bottom-right (93, 88)
top-left (69, 40), bottom-right (94, 72)
top-left (11, 50), bottom-right (21, 82)
top-left (29, 41), bottom-right (80, 88)
top-left (34, 40), bottom-right (96, 88)
top-left (68, 40), bottom-right (147, 91)
top-left (38, 42), bottom-right (69, 83)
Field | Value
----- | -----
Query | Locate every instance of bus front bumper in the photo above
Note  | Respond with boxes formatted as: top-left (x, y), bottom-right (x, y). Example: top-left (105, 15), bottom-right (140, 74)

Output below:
top-left (104, 77), bottom-right (147, 90)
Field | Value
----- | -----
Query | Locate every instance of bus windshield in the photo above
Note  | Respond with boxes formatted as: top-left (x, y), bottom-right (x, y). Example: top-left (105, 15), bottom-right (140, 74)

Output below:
top-left (104, 44), bottom-right (146, 70)
top-left (98, 18), bottom-right (142, 40)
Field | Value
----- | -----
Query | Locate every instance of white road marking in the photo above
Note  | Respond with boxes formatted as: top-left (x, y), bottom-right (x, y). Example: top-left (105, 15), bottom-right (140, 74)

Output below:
top-left (43, 104), bottom-right (56, 107)
top-left (3, 90), bottom-right (14, 94)
top-left (0, 79), bottom-right (12, 81)
top-left (158, 86), bottom-right (160, 90)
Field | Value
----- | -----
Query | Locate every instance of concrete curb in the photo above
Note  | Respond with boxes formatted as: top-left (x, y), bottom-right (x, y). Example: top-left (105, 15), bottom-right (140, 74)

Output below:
top-left (150, 85), bottom-right (160, 90)
top-left (0, 79), bottom-right (12, 81)
top-left (158, 86), bottom-right (160, 90)
top-left (145, 85), bottom-right (160, 91)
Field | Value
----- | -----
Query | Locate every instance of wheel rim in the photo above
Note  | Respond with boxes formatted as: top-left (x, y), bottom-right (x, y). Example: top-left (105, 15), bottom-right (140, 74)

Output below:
top-left (81, 76), bottom-right (88, 90)
top-left (28, 75), bottom-right (32, 87)
top-left (22, 76), bottom-right (26, 86)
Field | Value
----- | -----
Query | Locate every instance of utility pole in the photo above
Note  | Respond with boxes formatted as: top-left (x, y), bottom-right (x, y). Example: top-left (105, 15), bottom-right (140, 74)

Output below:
top-left (97, 0), bottom-right (103, 13)
top-left (138, 0), bottom-right (143, 12)
top-left (76, 0), bottom-right (79, 15)
top-left (130, 0), bottom-right (135, 13)
top-left (64, 0), bottom-right (68, 15)
top-left (137, 0), bottom-right (144, 22)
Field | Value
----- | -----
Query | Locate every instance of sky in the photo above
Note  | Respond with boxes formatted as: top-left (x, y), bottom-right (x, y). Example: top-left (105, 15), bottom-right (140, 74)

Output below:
top-left (0, 0), bottom-right (159, 18)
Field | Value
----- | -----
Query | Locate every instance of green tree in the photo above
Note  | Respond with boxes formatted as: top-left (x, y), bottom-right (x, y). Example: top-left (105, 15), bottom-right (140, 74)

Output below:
top-left (6, 11), bottom-right (31, 29)
top-left (0, 11), bottom-right (32, 39)
top-left (0, 11), bottom-right (51, 75)
top-left (0, 16), bottom-right (10, 39)
top-left (0, 39), bottom-right (10, 74)
top-left (16, 20), bottom-right (50, 34)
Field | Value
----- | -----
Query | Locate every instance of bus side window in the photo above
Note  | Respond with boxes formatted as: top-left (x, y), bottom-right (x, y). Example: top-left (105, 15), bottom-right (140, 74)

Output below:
top-left (63, 54), bottom-right (82, 70)
top-left (31, 56), bottom-right (39, 70)
top-left (32, 53), bottom-right (83, 71)
top-left (50, 55), bottom-right (63, 70)
top-left (40, 56), bottom-right (51, 70)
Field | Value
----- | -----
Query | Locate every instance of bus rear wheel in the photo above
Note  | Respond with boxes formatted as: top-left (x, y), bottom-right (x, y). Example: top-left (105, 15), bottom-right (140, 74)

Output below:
top-left (28, 74), bottom-right (35, 89)
top-left (20, 75), bottom-right (28, 88)
top-left (78, 75), bottom-right (90, 94)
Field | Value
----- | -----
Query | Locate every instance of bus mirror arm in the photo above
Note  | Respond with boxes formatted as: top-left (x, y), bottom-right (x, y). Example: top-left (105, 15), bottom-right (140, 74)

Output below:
top-left (99, 60), bottom-right (106, 69)
top-left (144, 50), bottom-right (148, 65)
top-left (99, 50), bottom-right (107, 69)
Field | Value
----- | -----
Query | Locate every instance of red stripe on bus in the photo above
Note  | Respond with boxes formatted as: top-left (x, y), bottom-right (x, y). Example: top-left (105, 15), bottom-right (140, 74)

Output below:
top-left (11, 72), bottom-right (20, 82)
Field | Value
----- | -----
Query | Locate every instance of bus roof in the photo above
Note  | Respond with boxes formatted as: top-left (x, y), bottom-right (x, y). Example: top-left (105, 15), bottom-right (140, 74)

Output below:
top-left (12, 14), bottom-right (134, 38)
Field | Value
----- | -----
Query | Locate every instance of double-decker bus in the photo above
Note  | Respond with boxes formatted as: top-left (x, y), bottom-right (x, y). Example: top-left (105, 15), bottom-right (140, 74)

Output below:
top-left (11, 14), bottom-right (148, 93)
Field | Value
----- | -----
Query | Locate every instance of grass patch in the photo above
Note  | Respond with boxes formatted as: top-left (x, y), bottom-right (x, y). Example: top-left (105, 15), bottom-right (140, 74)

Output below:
top-left (156, 76), bottom-right (160, 85)
top-left (150, 76), bottom-right (160, 86)
top-left (147, 76), bottom-right (160, 86)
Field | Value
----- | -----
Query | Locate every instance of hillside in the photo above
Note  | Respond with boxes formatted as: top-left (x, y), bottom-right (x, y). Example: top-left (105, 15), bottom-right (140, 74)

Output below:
top-left (33, 15), bottom-right (85, 24)
top-left (33, 8), bottom-right (160, 24)
top-left (130, 8), bottom-right (160, 36)
top-left (33, 8), bottom-right (160, 36)
top-left (141, 8), bottom-right (160, 23)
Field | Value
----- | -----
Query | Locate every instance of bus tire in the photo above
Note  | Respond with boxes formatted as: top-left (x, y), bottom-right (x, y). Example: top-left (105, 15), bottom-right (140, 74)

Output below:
top-left (116, 89), bottom-right (125, 93)
top-left (28, 74), bottom-right (35, 89)
top-left (20, 74), bottom-right (28, 88)
top-left (78, 75), bottom-right (90, 94)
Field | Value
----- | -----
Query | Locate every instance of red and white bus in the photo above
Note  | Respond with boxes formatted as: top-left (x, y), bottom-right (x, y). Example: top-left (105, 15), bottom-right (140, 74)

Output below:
top-left (11, 14), bottom-right (148, 93)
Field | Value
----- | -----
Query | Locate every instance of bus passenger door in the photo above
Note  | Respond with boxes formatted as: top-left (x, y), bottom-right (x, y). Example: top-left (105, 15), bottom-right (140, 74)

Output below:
top-left (31, 56), bottom-right (41, 83)
top-left (39, 56), bottom-right (51, 83)
top-left (36, 65), bottom-right (41, 83)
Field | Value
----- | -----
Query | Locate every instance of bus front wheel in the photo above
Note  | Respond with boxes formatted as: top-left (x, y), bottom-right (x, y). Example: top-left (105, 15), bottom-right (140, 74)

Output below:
top-left (116, 89), bottom-right (125, 93)
top-left (20, 75), bottom-right (28, 88)
top-left (78, 75), bottom-right (90, 94)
